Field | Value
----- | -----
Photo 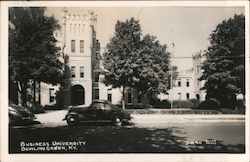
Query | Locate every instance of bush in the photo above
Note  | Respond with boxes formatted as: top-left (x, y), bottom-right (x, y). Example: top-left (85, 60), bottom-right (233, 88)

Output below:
top-left (149, 98), bottom-right (170, 109)
top-left (235, 99), bottom-right (245, 110)
top-left (160, 100), bottom-right (171, 108)
top-left (198, 98), bottom-right (220, 110)
top-left (172, 100), bottom-right (195, 108)
top-left (30, 102), bottom-right (45, 114)
top-left (189, 98), bottom-right (200, 108)
top-left (44, 104), bottom-right (66, 110)
top-left (124, 104), bottom-right (145, 109)
top-left (112, 103), bottom-right (146, 109)
top-left (149, 97), bottom-right (161, 108)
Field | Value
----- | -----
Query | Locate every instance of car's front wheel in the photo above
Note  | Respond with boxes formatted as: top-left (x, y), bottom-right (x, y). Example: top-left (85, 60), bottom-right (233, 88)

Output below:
top-left (66, 116), bottom-right (79, 126)
top-left (112, 116), bottom-right (122, 126)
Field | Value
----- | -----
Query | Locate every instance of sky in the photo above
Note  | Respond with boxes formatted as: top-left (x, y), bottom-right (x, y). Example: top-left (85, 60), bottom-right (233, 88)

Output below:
top-left (46, 7), bottom-right (244, 70)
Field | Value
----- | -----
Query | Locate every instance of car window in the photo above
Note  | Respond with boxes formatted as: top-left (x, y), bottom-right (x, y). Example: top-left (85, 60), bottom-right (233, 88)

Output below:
top-left (103, 103), bottom-right (112, 110)
top-left (91, 103), bottom-right (104, 109)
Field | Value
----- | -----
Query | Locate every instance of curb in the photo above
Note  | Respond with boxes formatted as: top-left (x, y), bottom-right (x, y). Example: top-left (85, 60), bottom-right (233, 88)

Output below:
top-left (131, 114), bottom-right (245, 122)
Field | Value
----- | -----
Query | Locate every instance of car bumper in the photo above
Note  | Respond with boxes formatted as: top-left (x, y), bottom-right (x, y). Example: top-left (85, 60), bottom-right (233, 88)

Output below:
top-left (22, 116), bottom-right (37, 121)
top-left (122, 117), bottom-right (135, 125)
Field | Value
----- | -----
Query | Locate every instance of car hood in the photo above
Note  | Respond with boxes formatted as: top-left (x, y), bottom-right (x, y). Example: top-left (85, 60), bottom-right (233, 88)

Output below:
top-left (9, 104), bottom-right (35, 117)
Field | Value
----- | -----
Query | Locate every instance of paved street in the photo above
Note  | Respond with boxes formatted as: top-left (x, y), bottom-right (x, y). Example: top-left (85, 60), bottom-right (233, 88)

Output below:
top-left (9, 110), bottom-right (245, 153)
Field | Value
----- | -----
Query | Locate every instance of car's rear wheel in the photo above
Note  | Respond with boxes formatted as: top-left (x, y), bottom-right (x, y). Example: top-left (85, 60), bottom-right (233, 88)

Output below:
top-left (66, 116), bottom-right (79, 126)
top-left (112, 116), bottom-right (122, 126)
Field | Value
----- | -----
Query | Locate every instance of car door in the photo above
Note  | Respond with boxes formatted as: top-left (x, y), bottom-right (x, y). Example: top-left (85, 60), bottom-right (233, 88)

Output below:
top-left (101, 103), bottom-right (113, 120)
top-left (87, 102), bottom-right (104, 121)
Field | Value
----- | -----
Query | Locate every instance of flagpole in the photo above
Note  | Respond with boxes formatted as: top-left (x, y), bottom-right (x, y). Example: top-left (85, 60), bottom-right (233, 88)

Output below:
top-left (170, 30), bottom-right (175, 109)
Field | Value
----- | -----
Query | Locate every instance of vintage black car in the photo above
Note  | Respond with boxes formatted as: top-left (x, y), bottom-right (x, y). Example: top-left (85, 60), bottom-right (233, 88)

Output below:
top-left (9, 104), bottom-right (37, 125)
top-left (63, 100), bottom-right (133, 126)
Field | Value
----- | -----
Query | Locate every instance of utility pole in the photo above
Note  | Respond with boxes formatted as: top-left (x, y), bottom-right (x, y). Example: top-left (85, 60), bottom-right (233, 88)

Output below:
top-left (170, 30), bottom-right (175, 109)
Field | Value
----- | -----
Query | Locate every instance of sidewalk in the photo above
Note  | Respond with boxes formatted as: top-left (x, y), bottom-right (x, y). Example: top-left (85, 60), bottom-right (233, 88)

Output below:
top-left (127, 108), bottom-right (245, 115)
top-left (132, 114), bottom-right (245, 123)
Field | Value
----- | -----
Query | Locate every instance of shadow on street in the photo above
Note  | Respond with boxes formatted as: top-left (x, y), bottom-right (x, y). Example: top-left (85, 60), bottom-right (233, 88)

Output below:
top-left (9, 120), bottom-right (41, 126)
top-left (9, 123), bottom-right (245, 153)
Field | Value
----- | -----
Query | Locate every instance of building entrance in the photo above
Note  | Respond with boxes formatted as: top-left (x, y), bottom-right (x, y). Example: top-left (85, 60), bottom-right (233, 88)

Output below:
top-left (71, 85), bottom-right (85, 105)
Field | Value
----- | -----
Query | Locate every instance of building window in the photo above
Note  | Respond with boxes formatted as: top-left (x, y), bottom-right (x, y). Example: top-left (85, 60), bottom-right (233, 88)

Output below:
top-left (49, 88), bottom-right (55, 103)
top-left (79, 24), bottom-right (81, 34)
top-left (186, 79), bottom-right (190, 87)
top-left (71, 66), bottom-right (76, 78)
top-left (108, 94), bottom-right (112, 103)
top-left (107, 88), bottom-right (112, 102)
top-left (80, 66), bottom-right (84, 78)
top-left (178, 79), bottom-right (181, 87)
top-left (96, 52), bottom-right (100, 60)
top-left (137, 92), bottom-right (142, 103)
top-left (80, 40), bottom-right (84, 53)
top-left (94, 71), bottom-right (99, 82)
top-left (71, 40), bottom-right (75, 52)
top-left (178, 93), bottom-right (181, 100)
top-left (94, 88), bottom-right (99, 100)
top-left (92, 37), bottom-right (95, 48)
top-left (196, 94), bottom-right (200, 100)
top-left (127, 89), bottom-right (132, 104)
top-left (186, 93), bottom-right (190, 100)
top-left (70, 23), bottom-right (72, 32)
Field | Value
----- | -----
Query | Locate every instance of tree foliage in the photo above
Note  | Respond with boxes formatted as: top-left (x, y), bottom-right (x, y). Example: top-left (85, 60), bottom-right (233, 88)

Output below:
top-left (9, 7), bottom-right (63, 106)
top-left (102, 18), bottom-right (176, 107)
top-left (200, 14), bottom-right (245, 108)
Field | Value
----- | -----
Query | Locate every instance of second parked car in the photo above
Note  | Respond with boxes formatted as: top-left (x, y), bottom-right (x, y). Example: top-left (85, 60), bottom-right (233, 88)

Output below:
top-left (9, 104), bottom-right (37, 125)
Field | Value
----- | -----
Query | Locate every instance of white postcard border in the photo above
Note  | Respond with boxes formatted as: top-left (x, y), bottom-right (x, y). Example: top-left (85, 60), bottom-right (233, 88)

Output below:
top-left (1, 1), bottom-right (249, 162)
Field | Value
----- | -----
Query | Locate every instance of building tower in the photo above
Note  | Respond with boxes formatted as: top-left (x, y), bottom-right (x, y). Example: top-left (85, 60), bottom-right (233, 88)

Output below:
top-left (62, 10), bottom-right (98, 106)
top-left (192, 51), bottom-right (206, 101)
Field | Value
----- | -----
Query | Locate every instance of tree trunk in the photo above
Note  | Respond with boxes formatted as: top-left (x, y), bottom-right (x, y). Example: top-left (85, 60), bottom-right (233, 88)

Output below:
top-left (33, 79), bottom-right (36, 104)
top-left (19, 81), bottom-right (28, 107)
top-left (121, 86), bottom-right (126, 109)
top-left (38, 82), bottom-right (41, 104)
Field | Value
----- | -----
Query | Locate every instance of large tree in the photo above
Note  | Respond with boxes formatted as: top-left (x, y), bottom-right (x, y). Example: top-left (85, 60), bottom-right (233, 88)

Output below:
top-left (102, 18), bottom-right (175, 108)
top-left (200, 14), bottom-right (245, 108)
top-left (9, 7), bottom-right (63, 106)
